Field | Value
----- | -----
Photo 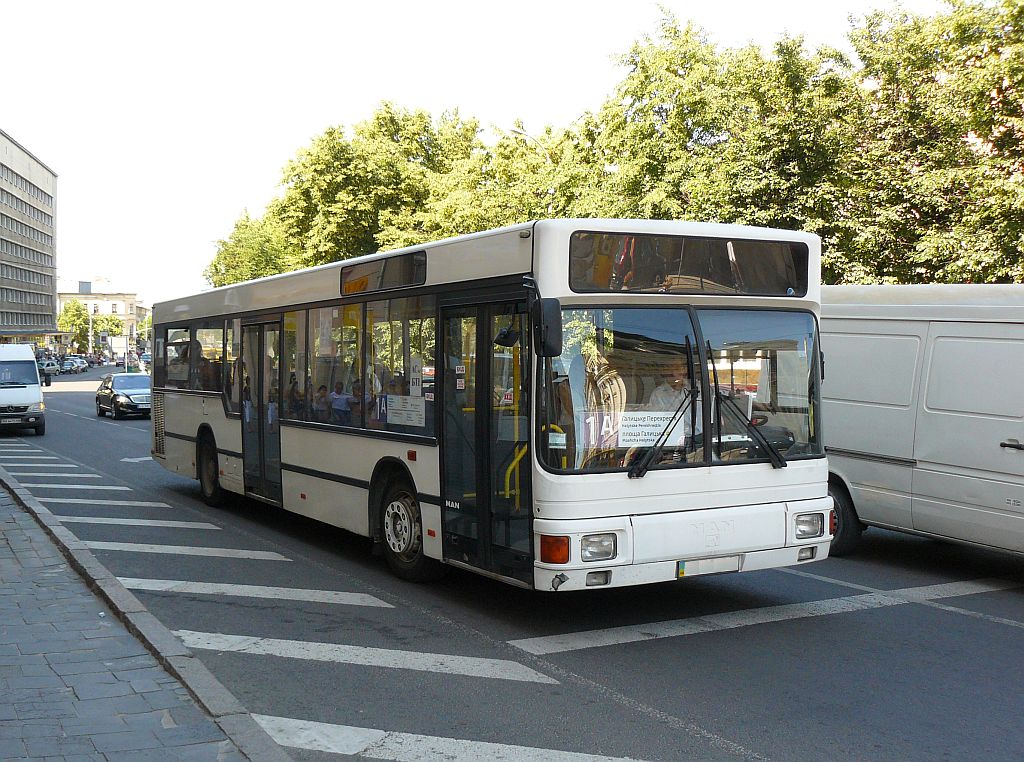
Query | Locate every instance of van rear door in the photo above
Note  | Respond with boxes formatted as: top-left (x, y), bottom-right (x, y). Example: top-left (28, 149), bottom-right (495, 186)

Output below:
top-left (912, 322), bottom-right (1024, 550)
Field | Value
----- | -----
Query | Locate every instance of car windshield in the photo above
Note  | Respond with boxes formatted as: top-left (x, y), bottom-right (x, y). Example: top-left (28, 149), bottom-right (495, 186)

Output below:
top-left (112, 375), bottom-right (150, 392)
top-left (0, 360), bottom-right (38, 385)
top-left (538, 307), bottom-right (823, 473)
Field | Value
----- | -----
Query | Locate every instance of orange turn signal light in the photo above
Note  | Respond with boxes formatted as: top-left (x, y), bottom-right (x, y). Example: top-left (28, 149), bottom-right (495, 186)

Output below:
top-left (540, 535), bottom-right (570, 564)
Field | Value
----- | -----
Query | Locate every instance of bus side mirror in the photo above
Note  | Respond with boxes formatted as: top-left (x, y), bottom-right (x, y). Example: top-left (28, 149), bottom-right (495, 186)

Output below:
top-left (532, 298), bottom-right (562, 358)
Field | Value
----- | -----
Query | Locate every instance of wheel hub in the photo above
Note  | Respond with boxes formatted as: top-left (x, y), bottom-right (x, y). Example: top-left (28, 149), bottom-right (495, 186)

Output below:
top-left (384, 497), bottom-right (419, 557)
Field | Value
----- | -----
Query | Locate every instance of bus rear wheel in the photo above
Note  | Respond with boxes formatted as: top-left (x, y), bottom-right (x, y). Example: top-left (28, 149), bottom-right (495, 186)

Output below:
top-left (381, 482), bottom-right (443, 582)
top-left (198, 436), bottom-right (226, 507)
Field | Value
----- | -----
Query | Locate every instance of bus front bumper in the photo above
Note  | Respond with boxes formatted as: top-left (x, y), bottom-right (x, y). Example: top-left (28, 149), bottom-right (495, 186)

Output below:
top-left (532, 495), bottom-right (833, 592)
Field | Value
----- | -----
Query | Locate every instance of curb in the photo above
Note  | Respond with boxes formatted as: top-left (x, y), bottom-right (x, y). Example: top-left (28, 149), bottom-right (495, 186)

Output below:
top-left (0, 466), bottom-right (292, 762)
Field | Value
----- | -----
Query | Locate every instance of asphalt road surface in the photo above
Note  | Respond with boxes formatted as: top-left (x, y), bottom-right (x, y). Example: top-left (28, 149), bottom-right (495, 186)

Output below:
top-left (9, 370), bottom-right (1024, 761)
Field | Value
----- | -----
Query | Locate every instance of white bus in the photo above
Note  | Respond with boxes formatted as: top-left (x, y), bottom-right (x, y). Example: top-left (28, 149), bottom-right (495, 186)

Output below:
top-left (152, 219), bottom-right (832, 591)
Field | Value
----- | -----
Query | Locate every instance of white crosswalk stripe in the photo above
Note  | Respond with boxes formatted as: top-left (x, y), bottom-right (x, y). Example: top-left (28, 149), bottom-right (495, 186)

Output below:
top-left (175, 630), bottom-right (557, 684)
top-left (40, 498), bottom-right (170, 506)
top-left (254, 714), bottom-right (646, 761)
top-left (1, 463), bottom-right (78, 468)
top-left (58, 517), bottom-right (220, 529)
top-left (7, 472), bottom-right (103, 477)
top-left (509, 577), bottom-right (1022, 655)
top-left (19, 483), bottom-right (131, 490)
top-left (84, 541), bottom-right (290, 560)
top-left (119, 578), bottom-right (392, 607)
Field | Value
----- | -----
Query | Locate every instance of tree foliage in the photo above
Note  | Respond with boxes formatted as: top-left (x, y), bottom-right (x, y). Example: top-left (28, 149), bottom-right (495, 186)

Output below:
top-left (206, 1), bottom-right (1023, 287)
top-left (57, 300), bottom-right (125, 353)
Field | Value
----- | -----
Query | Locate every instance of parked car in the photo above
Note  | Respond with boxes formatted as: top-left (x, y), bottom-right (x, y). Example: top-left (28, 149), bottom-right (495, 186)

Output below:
top-left (61, 358), bottom-right (82, 374)
top-left (37, 359), bottom-right (60, 377)
top-left (73, 358), bottom-right (89, 373)
top-left (138, 352), bottom-right (152, 372)
top-left (95, 372), bottom-right (152, 419)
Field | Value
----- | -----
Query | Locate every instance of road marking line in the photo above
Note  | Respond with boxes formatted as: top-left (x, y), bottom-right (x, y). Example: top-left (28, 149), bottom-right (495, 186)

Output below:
top-left (7, 472), bottom-right (103, 478)
top-left (508, 578), bottom-right (1022, 655)
top-left (118, 578), bottom-right (393, 607)
top-left (39, 498), bottom-right (170, 507)
top-left (20, 484), bottom-right (131, 490)
top-left (84, 542), bottom-right (290, 560)
top-left (3, 463), bottom-right (79, 468)
top-left (0, 455), bottom-right (59, 459)
top-left (59, 517), bottom-right (220, 529)
top-left (253, 714), bottom-right (643, 760)
top-left (175, 630), bottom-right (557, 684)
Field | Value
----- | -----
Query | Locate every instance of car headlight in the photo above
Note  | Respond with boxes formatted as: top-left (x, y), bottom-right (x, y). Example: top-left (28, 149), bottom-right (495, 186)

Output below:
top-left (115, 394), bottom-right (131, 404)
top-left (795, 513), bottom-right (824, 539)
top-left (28, 402), bottom-right (44, 412)
top-left (581, 533), bottom-right (617, 562)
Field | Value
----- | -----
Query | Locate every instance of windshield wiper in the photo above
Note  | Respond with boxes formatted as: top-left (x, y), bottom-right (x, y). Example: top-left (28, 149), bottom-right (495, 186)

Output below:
top-left (628, 389), bottom-right (695, 479)
top-left (0, 381), bottom-right (27, 387)
top-left (706, 341), bottom-right (786, 469)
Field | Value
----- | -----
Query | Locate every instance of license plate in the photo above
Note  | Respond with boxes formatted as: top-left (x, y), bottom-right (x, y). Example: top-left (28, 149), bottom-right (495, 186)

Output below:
top-left (677, 556), bottom-right (740, 578)
top-left (1, 417), bottom-right (20, 424)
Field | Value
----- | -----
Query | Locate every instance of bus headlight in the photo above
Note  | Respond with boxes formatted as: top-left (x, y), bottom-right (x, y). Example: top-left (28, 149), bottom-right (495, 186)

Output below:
top-left (795, 513), bottom-right (824, 539)
top-left (581, 533), bottom-right (617, 562)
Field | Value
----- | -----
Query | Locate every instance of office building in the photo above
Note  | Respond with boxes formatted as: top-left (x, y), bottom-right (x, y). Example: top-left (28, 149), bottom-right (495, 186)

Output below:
top-left (0, 128), bottom-right (58, 343)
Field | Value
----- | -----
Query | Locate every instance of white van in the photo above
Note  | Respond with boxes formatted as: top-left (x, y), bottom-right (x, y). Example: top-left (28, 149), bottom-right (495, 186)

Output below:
top-left (0, 344), bottom-right (46, 436)
top-left (821, 284), bottom-right (1024, 555)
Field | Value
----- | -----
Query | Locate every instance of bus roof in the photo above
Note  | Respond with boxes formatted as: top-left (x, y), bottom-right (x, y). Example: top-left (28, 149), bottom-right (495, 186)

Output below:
top-left (156, 219), bottom-right (821, 322)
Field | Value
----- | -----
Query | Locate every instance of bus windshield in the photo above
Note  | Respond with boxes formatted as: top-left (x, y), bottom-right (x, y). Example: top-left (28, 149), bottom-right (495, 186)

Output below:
top-left (538, 307), bottom-right (822, 473)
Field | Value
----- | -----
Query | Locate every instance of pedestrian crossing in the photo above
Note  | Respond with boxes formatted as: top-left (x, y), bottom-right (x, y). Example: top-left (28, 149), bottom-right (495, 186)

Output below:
top-left (4, 436), bottom-right (1022, 762)
top-left (253, 714), bottom-right (647, 760)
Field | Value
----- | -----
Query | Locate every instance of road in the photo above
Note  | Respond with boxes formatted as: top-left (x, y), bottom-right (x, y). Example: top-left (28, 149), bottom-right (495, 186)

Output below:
top-left (8, 369), bottom-right (1024, 761)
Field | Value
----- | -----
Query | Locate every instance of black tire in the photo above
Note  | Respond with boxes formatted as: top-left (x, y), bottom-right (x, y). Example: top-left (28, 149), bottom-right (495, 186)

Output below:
top-left (380, 481), bottom-right (444, 582)
top-left (829, 481), bottom-right (864, 556)
top-left (198, 436), bottom-right (226, 507)
top-left (111, 402), bottom-right (122, 420)
top-left (34, 422), bottom-right (45, 436)
top-left (96, 400), bottom-right (105, 417)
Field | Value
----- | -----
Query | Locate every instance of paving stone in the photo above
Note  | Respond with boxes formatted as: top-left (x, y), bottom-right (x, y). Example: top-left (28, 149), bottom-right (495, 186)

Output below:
top-left (24, 735), bottom-right (97, 757)
top-left (90, 728), bottom-right (163, 753)
top-left (0, 483), bottom-right (253, 760)
top-left (73, 681), bottom-right (135, 700)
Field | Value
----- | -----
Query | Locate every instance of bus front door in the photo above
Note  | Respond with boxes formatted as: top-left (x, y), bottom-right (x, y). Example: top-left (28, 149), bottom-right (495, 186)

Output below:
top-left (441, 303), bottom-right (532, 585)
top-left (240, 322), bottom-right (282, 504)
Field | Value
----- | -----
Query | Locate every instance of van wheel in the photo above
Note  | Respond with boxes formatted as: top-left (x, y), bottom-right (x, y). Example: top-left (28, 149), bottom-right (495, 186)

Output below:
top-left (34, 422), bottom-right (45, 436)
top-left (829, 482), bottom-right (863, 556)
top-left (381, 482), bottom-right (443, 582)
top-left (198, 436), bottom-right (226, 507)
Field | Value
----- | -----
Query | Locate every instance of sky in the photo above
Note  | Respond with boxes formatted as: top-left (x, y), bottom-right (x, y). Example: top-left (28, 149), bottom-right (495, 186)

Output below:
top-left (3, 0), bottom-right (947, 306)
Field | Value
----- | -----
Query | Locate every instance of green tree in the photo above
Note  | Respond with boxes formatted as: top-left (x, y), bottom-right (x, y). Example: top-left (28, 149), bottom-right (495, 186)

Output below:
top-left (57, 299), bottom-right (88, 352)
top-left (204, 212), bottom-right (295, 287)
top-left (56, 301), bottom-right (124, 353)
top-left (842, 0), bottom-right (1024, 283)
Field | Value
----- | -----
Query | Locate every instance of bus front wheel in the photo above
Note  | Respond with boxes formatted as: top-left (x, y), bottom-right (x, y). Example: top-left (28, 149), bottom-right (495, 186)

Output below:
top-left (381, 482), bottom-right (442, 582)
top-left (198, 436), bottom-right (226, 507)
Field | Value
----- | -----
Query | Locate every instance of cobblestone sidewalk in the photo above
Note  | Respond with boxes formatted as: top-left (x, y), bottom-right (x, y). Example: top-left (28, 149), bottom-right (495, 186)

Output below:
top-left (0, 489), bottom-right (248, 761)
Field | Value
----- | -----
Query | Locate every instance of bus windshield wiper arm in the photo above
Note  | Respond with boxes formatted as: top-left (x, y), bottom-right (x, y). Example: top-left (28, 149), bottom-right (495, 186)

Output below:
top-left (628, 391), bottom-right (694, 479)
top-left (717, 393), bottom-right (787, 469)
